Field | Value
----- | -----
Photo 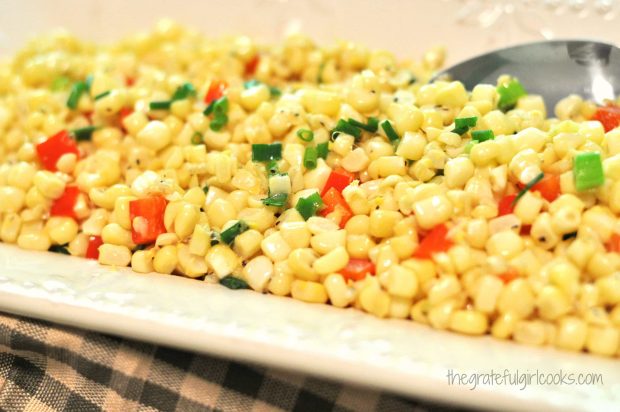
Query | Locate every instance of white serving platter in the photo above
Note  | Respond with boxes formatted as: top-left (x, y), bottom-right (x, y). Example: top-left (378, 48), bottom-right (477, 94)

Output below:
top-left (0, 1), bottom-right (619, 410)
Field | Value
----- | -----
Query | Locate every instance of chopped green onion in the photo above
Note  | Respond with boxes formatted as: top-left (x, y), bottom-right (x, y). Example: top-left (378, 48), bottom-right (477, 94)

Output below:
top-left (252, 142), bottom-right (282, 162)
top-left (209, 114), bottom-right (228, 131)
top-left (574, 152), bottom-right (605, 191)
top-left (262, 192), bottom-right (288, 207)
top-left (220, 220), bottom-right (249, 245)
top-left (220, 275), bottom-right (250, 290)
top-left (497, 79), bottom-right (527, 112)
top-left (202, 184), bottom-right (209, 194)
top-left (71, 126), bottom-right (99, 142)
top-left (452, 116), bottom-right (478, 135)
top-left (316, 142), bottom-right (329, 159)
top-left (49, 244), bottom-right (70, 255)
top-left (304, 147), bottom-right (318, 170)
top-left (464, 141), bottom-right (477, 154)
top-left (171, 82), bottom-right (197, 100)
top-left (380, 120), bottom-right (400, 143)
top-left (347, 117), bottom-right (378, 133)
top-left (66, 81), bottom-right (88, 109)
top-left (85, 74), bottom-right (94, 90)
top-left (51, 76), bottom-right (70, 91)
top-left (408, 75), bottom-right (417, 85)
top-left (204, 96), bottom-right (229, 116)
top-left (267, 160), bottom-right (280, 176)
top-left (295, 192), bottom-right (324, 220)
top-left (191, 131), bottom-right (203, 145)
top-left (512, 172), bottom-right (545, 206)
top-left (210, 231), bottom-right (221, 246)
top-left (471, 129), bottom-right (495, 142)
top-left (94, 90), bottom-right (111, 101)
top-left (296, 128), bottom-right (314, 142)
top-left (244, 79), bottom-right (261, 89)
top-left (269, 86), bottom-right (281, 97)
top-left (332, 119), bottom-right (362, 140)
top-left (149, 100), bottom-right (172, 111)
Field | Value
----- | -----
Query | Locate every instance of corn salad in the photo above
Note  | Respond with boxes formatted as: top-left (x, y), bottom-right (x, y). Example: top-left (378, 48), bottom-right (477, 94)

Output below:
top-left (1, 21), bottom-right (620, 358)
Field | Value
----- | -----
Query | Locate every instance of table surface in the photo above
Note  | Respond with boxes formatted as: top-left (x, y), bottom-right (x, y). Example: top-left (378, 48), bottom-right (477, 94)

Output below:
top-left (0, 311), bottom-right (469, 412)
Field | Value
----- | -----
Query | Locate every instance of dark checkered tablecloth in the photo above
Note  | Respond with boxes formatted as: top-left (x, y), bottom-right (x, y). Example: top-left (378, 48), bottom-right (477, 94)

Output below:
top-left (0, 312), bottom-right (462, 412)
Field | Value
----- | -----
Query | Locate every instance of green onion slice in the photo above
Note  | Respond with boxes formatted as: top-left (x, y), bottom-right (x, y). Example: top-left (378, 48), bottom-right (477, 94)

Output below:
top-left (380, 120), bottom-right (400, 143)
top-left (49, 244), bottom-right (70, 255)
top-left (332, 119), bottom-right (362, 140)
top-left (512, 172), bottom-right (545, 207)
top-left (497, 79), bottom-right (527, 112)
top-left (220, 275), bottom-right (250, 290)
top-left (67, 81), bottom-right (88, 109)
top-left (51, 76), bottom-right (70, 91)
top-left (304, 146), bottom-right (318, 170)
top-left (262, 192), bottom-right (288, 207)
top-left (149, 100), bottom-right (172, 111)
top-left (202, 184), bottom-right (209, 194)
top-left (316, 142), bottom-right (329, 159)
top-left (295, 192), bottom-right (324, 220)
top-left (574, 152), bottom-right (605, 191)
top-left (452, 116), bottom-right (478, 135)
top-left (347, 117), bottom-right (379, 133)
top-left (191, 131), bottom-right (203, 145)
top-left (244, 79), bottom-right (261, 89)
top-left (252, 142), bottom-right (282, 162)
top-left (171, 82), bottom-right (197, 100)
top-left (296, 128), bottom-right (314, 142)
top-left (71, 125), bottom-right (99, 142)
top-left (94, 90), bottom-right (111, 101)
top-left (471, 129), bottom-right (495, 142)
top-left (209, 114), bottom-right (228, 131)
top-left (220, 220), bottom-right (249, 245)
top-left (269, 86), bottom-right (281, 97)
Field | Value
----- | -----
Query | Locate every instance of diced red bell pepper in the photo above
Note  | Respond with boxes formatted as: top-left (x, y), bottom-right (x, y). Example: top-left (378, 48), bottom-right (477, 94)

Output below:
top-left (413, 223), bottom-right (453, 259)
top-left (498, 268), bottom-right (519, 284)
top-left (321, 168), bottom-right (356, 195)
top-left (129, 195), bottom-right (168, 244)
top-left (530, 174), bottom-right (561, 202)
top-left (245, 55), bottom-right (260, 76)
top-left (85, 235), bottom-right (103, 260)
top-left (50, 186), bottom-right (81, 220)
top-left (591, 104), bottom-right (620, 132)
top-left (36, 130), bottom-right (79, 171)
top-left (204, 79), bottom-right (228, 104)
top-left (520, 225), bottom-right (532, 236)
top-left (607, 233), bottom-right (620, 253)
top-left (498, 194), bottom-right (517, 216)
top-left (340, 258), bottom-right (375, 281)
top-left (125, 76), bottom-right (135, 87)
top-left (119, 107), bottom-right (134, 122)
top-left (320, 187), bottom-right (353, 228)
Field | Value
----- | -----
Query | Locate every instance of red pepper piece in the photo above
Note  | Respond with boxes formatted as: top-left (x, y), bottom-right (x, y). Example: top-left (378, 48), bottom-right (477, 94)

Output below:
top-left (321, 168), bottom-right (356, 195)
top-left (591, 104), bottom-right (620, 132)
top-left (85, 235), bottom-right (103, 260)
top-left (320, 187), bottom-right (353, 228)
top-left (204, 80), bottom-right (228, 104)
top-left (607, 233), bottom-right (620, 253)
top-left (50, 186), bottom-right (81, 220)
top-left (498, 268), bottom-right (519, 284)
top-left (36, 130), bottom-right (79, 171)
top-left (530, 174), bottom-right (561, 202)
top-left (245, 55), bottom-right (260, 76)
top-left (498, 194), bottom-right (517, 216)
top-left (125, 76), bottom-right (135, 87)
top-left (413, 223), bottom-right (453, 260)
top-left (340, 258), bottom-right (375, 281)
top-left (129, 195), bottom-right (168, 245)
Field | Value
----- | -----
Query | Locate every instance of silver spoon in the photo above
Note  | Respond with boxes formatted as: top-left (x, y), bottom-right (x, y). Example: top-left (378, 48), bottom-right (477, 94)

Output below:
top-left (432, 40), bottom-right (620, 110)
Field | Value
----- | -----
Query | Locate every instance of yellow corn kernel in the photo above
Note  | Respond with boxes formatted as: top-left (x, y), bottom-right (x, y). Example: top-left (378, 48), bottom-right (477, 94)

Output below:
top-left (98, 244), bottom-right (131, 267)
top-left (7, 162), bottom-right (36, 190)
top-left (323, 273), bottom-right (355, 308)
top-left (45, 217), bottom-right (79, 245)
top-left (206, 244), bottom-right (240, 278)
top-left (444, 157), bottom-right (474, 189)
top-left (513, 320), bottom-right (547, 346)
top-left (279, 220), bottom-right (311, 249)
top-left (189, 224), bottom-right (211, 257)
top-left (310, 229), bottom-right (346, 255)
top-left (358, 284), bottom-right (391, 318)
top-left (153, 245), bottom-right (178, 274)
top-left (428, 299), bottom-right (460, 330)
top-left (497, 279), bottom-right (535, 318)
top-left (101, 222), bottom-right (133, 247)
top-left (536, 285), bottom-right (571, 321)
top-left (474, 275), bottom-right (504, 313)
top-left (396, 132), bottom-right (426, 161)
top-left (341, 148), bottom-right (370, 173)
top-left (555, 317), bottom-right (588, 352)
top-left (268, 261), bottom-right (294, 296)
top-left (261, 232), bottom-right (291, 262)
top-left (586, 326), bottom-right (619, 357)
top-left (486, 230), bottom-right (524, 259)
top-left (312, 245), bottom-right (349, 275)
top-left (207, 199), bottom-right (236, 229)
top-left (291, 280), bottom-right (329, 304)
top-left (237, 208), bottom-right (276, 233)
top-left (243, 255), bottom-right (274, 292)
top-left (597, 274), bottom-right (620, 306)
top-left (131, 250), bottom-right (154, 273)
top-left (174, 203), bottom-right (200, 240)
top-left (233, 229), bottom-right (263, 259)
top-left (385, 264), bottom-right (418, 298)
top-left (137, 120), bottom-right (171, 151)
top-left (428, 275), bottom-right (461, 305)
top-left (300, 90), bottom-right (341, 116)
top-left (412, 195), bottom-right (452, 230)
top-left (491, 312), bottom-right (518, 339)
top-left (449, 310), bottom-right (488, 335)
top-left (531, 213), bottom-right (559, 250)
top-left (287, 248), bottom-right (319, 281)
top-left (346, 234), bottom-right (375, 259)
top-left (0, 213), bottom-right (21, 243)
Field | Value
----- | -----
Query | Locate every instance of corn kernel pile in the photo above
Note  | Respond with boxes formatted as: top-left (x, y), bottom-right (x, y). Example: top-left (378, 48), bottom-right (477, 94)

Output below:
top-left (1, 21), bottom-right (620, 357)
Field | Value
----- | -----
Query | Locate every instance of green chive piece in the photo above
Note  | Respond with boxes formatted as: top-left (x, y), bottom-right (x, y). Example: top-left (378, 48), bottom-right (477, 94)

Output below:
top-left (210, 231), bottom-right (221, 246)
top-left (497, 79), bottom-right (527, 112)
top-left (347, 117), bottom-right (378, 133)
top-left (464, 141), bottom-right (477, 154)
top-left (202, 184), bottom-right (209, 194)
top-left (267, 160), bottom-right (280, 176)
top-left (269, 86), bottom-right (281, 97)
top-left (244, 79), bottom-right (261, 89)
top-left (191, 131), bottom-right (203, 145)
top-left (452, 116), bottom-right (478, 135)
top-left (296, 128), bottom-right (314, 142)
top-left (252, 142), bottom-right (282, 162)
top-left (204, 96), bottom-right (230, 131)
top-left (171, 82), bottom-right (197, 100)
top-left (295, 192), bottom-right (324, 220)
top-left (209, 114), bottom-right (228, 131)
top-left (85, 74), bottom-right (94, 90)
top-left (262, 192), bottom-right (288, 207)
top-left (149, 100), bottom-right (172, 111)
top-left (220, 220), bottom-right (249, 245)
top-left (332, 119), bottom-right (362, 140)
top-left (94, 90), bottom-right (111, 101)
top-left (316, 142), bottom-right (329, 159)
top-left (380, 120), bottom-right (400, 143)
top-left (71, 126), bottom-right (99, 142)
top-left (512, 172), bottom-right (545, 206)
top-left (67, 81), bottom-right (88, 109)
top-left (51, 76), bottom-right (70, 91)
top-left (49, 244), bottom-right (70, 255)
top-left (304, 146), bottom-right (318, 170)
top-left (574, 152), bottom-right (605, 191)
top-left (220, 275), bottom-right (250, 290)
top-left (471, 129), bottom-right (495, 142)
